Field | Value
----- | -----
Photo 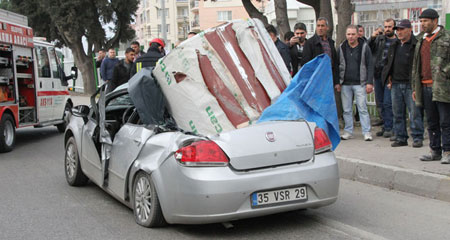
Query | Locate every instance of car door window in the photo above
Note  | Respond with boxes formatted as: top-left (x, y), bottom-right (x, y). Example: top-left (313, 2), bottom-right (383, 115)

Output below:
top-left (35, 46), bottom-right (51, 78)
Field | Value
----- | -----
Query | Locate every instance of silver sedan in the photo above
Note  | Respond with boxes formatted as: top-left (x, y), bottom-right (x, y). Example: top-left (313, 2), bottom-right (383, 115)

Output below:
top-left (64, 80), bottom-right (339, 228)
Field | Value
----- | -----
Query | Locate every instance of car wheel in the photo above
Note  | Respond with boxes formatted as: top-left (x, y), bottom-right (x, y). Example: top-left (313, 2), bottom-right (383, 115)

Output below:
top-left (65, 136), bottom-right (88, 186)
top-left (133, 171), bottom-right (166, 228)
top-left (57, 103), bottom-right (72, 133)
top-left (0, 113), bottom-right (16, 153)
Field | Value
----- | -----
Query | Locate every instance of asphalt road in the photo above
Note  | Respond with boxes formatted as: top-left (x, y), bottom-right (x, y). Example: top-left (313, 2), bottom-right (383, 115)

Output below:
top-left (1, 127), bottom-right (450, 240)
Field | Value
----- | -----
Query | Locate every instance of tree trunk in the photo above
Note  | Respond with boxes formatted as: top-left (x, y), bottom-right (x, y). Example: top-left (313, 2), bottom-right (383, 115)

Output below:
top-left (242, 0), bottom-right (269, 26)
top-left (66, 38), bottom-right (97, 95)
top-left (275, 0), bottom-right (290, 40)
top-left (335, 0), bottom-right (354, 46)
top-left (320, 0), bottom-right (334, 37)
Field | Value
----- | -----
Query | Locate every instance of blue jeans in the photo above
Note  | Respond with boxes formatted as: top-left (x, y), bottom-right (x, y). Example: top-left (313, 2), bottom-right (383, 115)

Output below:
top-left (391, 83), bottom-right (424, 142)
top-left (374, 76), bottom-right (393, 131)
top-left (341, 85), bottom-right (371, 134)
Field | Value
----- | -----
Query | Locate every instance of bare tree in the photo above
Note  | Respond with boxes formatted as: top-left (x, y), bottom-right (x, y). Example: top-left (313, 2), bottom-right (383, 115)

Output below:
top-left (335, 0), bottom-right (354, 45)
top-left (298, 0), bottom-right (334, 37)
top-left (275, 0), bottom-right (290, 40)
top-left (241, 0), bottom-right (269, 26)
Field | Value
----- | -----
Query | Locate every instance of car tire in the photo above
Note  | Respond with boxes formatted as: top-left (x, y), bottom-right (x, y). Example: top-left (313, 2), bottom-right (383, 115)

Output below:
top-left (56, 103), bottom-right (72, 133)
top-left (133, 171), bottom-right (166, 228)
top-left (0, 113), bottom-right (16, 153)
top-left (65, 136), bottom-right (88, 186)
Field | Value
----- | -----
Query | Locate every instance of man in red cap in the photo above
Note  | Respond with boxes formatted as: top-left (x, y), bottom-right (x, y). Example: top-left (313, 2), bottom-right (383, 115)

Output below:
top-left (130, 38), bottom-right (166, 76)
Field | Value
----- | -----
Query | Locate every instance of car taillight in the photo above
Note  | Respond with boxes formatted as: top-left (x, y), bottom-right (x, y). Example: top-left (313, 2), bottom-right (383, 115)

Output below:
top-left (175, 140), bottom-right (229, 166)
top-left (314, 128), bottom-right (332, 154)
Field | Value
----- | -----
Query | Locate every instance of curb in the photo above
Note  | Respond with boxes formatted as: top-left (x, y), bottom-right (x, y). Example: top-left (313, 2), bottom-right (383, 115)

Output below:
top-left (336, 156), bottom-right (450, 203)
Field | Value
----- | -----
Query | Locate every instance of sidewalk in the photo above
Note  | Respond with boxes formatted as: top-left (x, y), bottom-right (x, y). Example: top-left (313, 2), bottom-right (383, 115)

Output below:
top-left (335, 126), bottom-right (450, 202)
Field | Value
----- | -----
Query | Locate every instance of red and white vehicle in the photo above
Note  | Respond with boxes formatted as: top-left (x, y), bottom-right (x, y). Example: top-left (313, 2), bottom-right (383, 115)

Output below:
top-left (0, 9), bottom-right (76, 152)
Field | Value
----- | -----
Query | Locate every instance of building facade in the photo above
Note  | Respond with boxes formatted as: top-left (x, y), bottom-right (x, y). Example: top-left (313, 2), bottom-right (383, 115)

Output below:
top-left (135, 0), bottom-right (190, 50)
top-left (353, 0), bottom-right (443, 37)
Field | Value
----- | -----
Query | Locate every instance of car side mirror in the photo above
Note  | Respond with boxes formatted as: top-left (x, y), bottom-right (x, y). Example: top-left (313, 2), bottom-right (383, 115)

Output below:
top-left (71, 66), bottom-right (78, 80)
top-left (72, 105), bottom-right (90, 123)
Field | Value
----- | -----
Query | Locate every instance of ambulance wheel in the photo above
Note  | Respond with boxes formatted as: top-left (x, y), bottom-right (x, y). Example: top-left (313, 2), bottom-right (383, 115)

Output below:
top-left (56, 103), bottom-right (72, 133)
top-left (0, 113), bottom-right (16, 153)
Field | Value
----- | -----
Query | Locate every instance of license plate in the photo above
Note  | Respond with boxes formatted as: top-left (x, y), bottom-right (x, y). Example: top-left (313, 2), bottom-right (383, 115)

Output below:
top-left (251, 186), bottom-right (307, 208)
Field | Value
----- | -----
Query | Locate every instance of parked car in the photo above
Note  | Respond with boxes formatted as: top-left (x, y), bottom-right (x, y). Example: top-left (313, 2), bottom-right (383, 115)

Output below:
top-left (63, 76), bottom-right (339, 228)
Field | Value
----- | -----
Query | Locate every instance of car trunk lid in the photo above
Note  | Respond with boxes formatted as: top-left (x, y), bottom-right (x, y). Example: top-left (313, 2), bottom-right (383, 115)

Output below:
top-left (210, 121), bottom-right (314, 170)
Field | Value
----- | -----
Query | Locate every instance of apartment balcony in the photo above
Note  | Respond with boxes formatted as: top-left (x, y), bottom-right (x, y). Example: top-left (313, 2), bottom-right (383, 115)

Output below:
top-left (177, 15), bottom-right (189, 23)
top-left (190, 0), bottom-right (199, 12)
top-left (177, 0), bottom-right (188, 7)
top-left (353, 0), bottom-right (429, 12)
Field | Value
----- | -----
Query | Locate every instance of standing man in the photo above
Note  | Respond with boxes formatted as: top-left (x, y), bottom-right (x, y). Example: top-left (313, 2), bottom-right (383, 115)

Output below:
top-left (357, 25), bottom-right (367, 41)
top-left (382, 19), bottom-right (424, 148)
top-left (100, 48), bottom-right (120, 91)
top-left (266, 24), bottom-right (291, 72)
top-left (109, 48), bottom-right (135, 92)
top-left (289, 22), bottom-right (308, 76)
top-left (338, 25), bottom-right (374, 141)
top-left (131, 38), bottom-right (166, 76)
top-left (130, 41), bottom-right (145, 62)
top-left (95, 49), bottom-right (106, 69)
top-left (302, 17), bottom-right (340, 119)
top-left (368, 18), bottom-right (397, 139)
top-left (412, 9), bottom-right (450, 163)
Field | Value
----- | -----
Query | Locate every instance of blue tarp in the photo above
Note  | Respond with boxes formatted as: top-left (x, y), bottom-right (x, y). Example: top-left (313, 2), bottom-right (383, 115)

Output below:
top-left (258, 54), bottom-right (340, 150)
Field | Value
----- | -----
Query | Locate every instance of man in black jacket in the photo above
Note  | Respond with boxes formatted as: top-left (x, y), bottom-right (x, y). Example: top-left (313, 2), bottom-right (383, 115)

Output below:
top-left (109, 48), bottom-right (135, 92)
top-left (130, 41), bottom-right (145, 62)
top-left (302, 17), bottom-right (341, 119)
top-left (266, 24), bottom-right (291, 72)
top-left (131, 38), bottom-right (166, 77)
top-left (382, 19), bottom-right (424, 148)
top-left (289, 22), bottom-right (308, 76)
top-left (368, 18), bottom-right (397, 138)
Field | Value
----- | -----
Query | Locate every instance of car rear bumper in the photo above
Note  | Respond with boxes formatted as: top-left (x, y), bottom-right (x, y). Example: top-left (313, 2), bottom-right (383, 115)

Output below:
top-left (152, 151), bottom-right (339, 224)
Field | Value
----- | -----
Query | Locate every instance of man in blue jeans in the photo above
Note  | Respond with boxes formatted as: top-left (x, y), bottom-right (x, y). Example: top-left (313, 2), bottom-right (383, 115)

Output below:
top-left (338, 25), bottom-right (374, 141)
top-left (382, 19), bottom-right (424, 148)
top-left (368, 18), bottom-right (397, 139)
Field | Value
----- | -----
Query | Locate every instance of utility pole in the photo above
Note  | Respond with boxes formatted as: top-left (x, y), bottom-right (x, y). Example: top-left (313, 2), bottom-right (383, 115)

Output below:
top-left (161, 0), bottom-right (167, 42)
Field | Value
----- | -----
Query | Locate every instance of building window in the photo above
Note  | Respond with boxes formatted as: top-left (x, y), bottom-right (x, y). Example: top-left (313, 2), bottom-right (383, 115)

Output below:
top-left (157, 8), bottom-right (169, 19)
top-left (157, 24), bottom-right (170, 34)
top-left (217, 11), bottom-right (232, 22)
top-left (409, 8), bottom-right (420, 22)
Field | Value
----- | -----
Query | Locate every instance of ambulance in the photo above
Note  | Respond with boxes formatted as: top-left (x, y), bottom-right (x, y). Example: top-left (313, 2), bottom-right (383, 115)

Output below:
top-left (0, 9), bottom-right (77, 152)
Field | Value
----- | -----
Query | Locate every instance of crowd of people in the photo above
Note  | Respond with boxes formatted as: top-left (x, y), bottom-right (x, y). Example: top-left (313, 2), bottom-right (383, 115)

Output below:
top-left (269, 8), bottom-right (449, 164)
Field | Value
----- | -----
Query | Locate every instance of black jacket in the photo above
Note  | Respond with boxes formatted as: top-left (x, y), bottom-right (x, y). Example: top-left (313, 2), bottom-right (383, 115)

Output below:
top-left (302, 34), bottom-right (339, 85)
top-left (381, 35), bottom-right (417, 87)
top-left (111, 59), bottom-right (132, 91)
top-left (130, 47), bottom-right (164, 77)
top-left (368, 34), bottom-right (397, 76)
top-left (290, 40), bottom-right (306, 76)
top-left (274, 38), bottom-right (291, 72)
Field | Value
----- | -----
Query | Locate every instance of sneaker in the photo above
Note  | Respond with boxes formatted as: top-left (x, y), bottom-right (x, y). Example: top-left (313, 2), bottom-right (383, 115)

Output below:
top-left (442, 152), bottom-right (450, 164)
top-left (383, 130), bottom-right (393, 138)
top-left (341, 131), bottom-right (353, 140)
top-left (390, 135), bottom-right (397, 141)
top-left (372, 119), bottom-right (384, 126)
top-left (364, 132), bottom-right (373, 141)
top-left (412, 140), bottom-right (423, 148)
top-left (391, 141), bottom-right (408, 147)
top-left (420, 150), bottom-right (442, 161)
top-left (376, 130), bottom-right (384, 137)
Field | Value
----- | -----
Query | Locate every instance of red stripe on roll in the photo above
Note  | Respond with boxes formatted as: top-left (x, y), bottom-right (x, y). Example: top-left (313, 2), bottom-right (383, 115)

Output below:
top-left (204, 24), bottom-right (270, 113)
top-left (250, 29), bottom-right (286, 92)
top-left (197, 50), bottom-right (250, 128)
top-left (37, 91), bottom-right (70, 96)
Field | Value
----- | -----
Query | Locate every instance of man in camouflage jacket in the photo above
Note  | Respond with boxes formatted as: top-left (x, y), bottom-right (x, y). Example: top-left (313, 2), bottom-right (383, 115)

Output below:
top-left (411, 9), bottom-right (450, 163)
